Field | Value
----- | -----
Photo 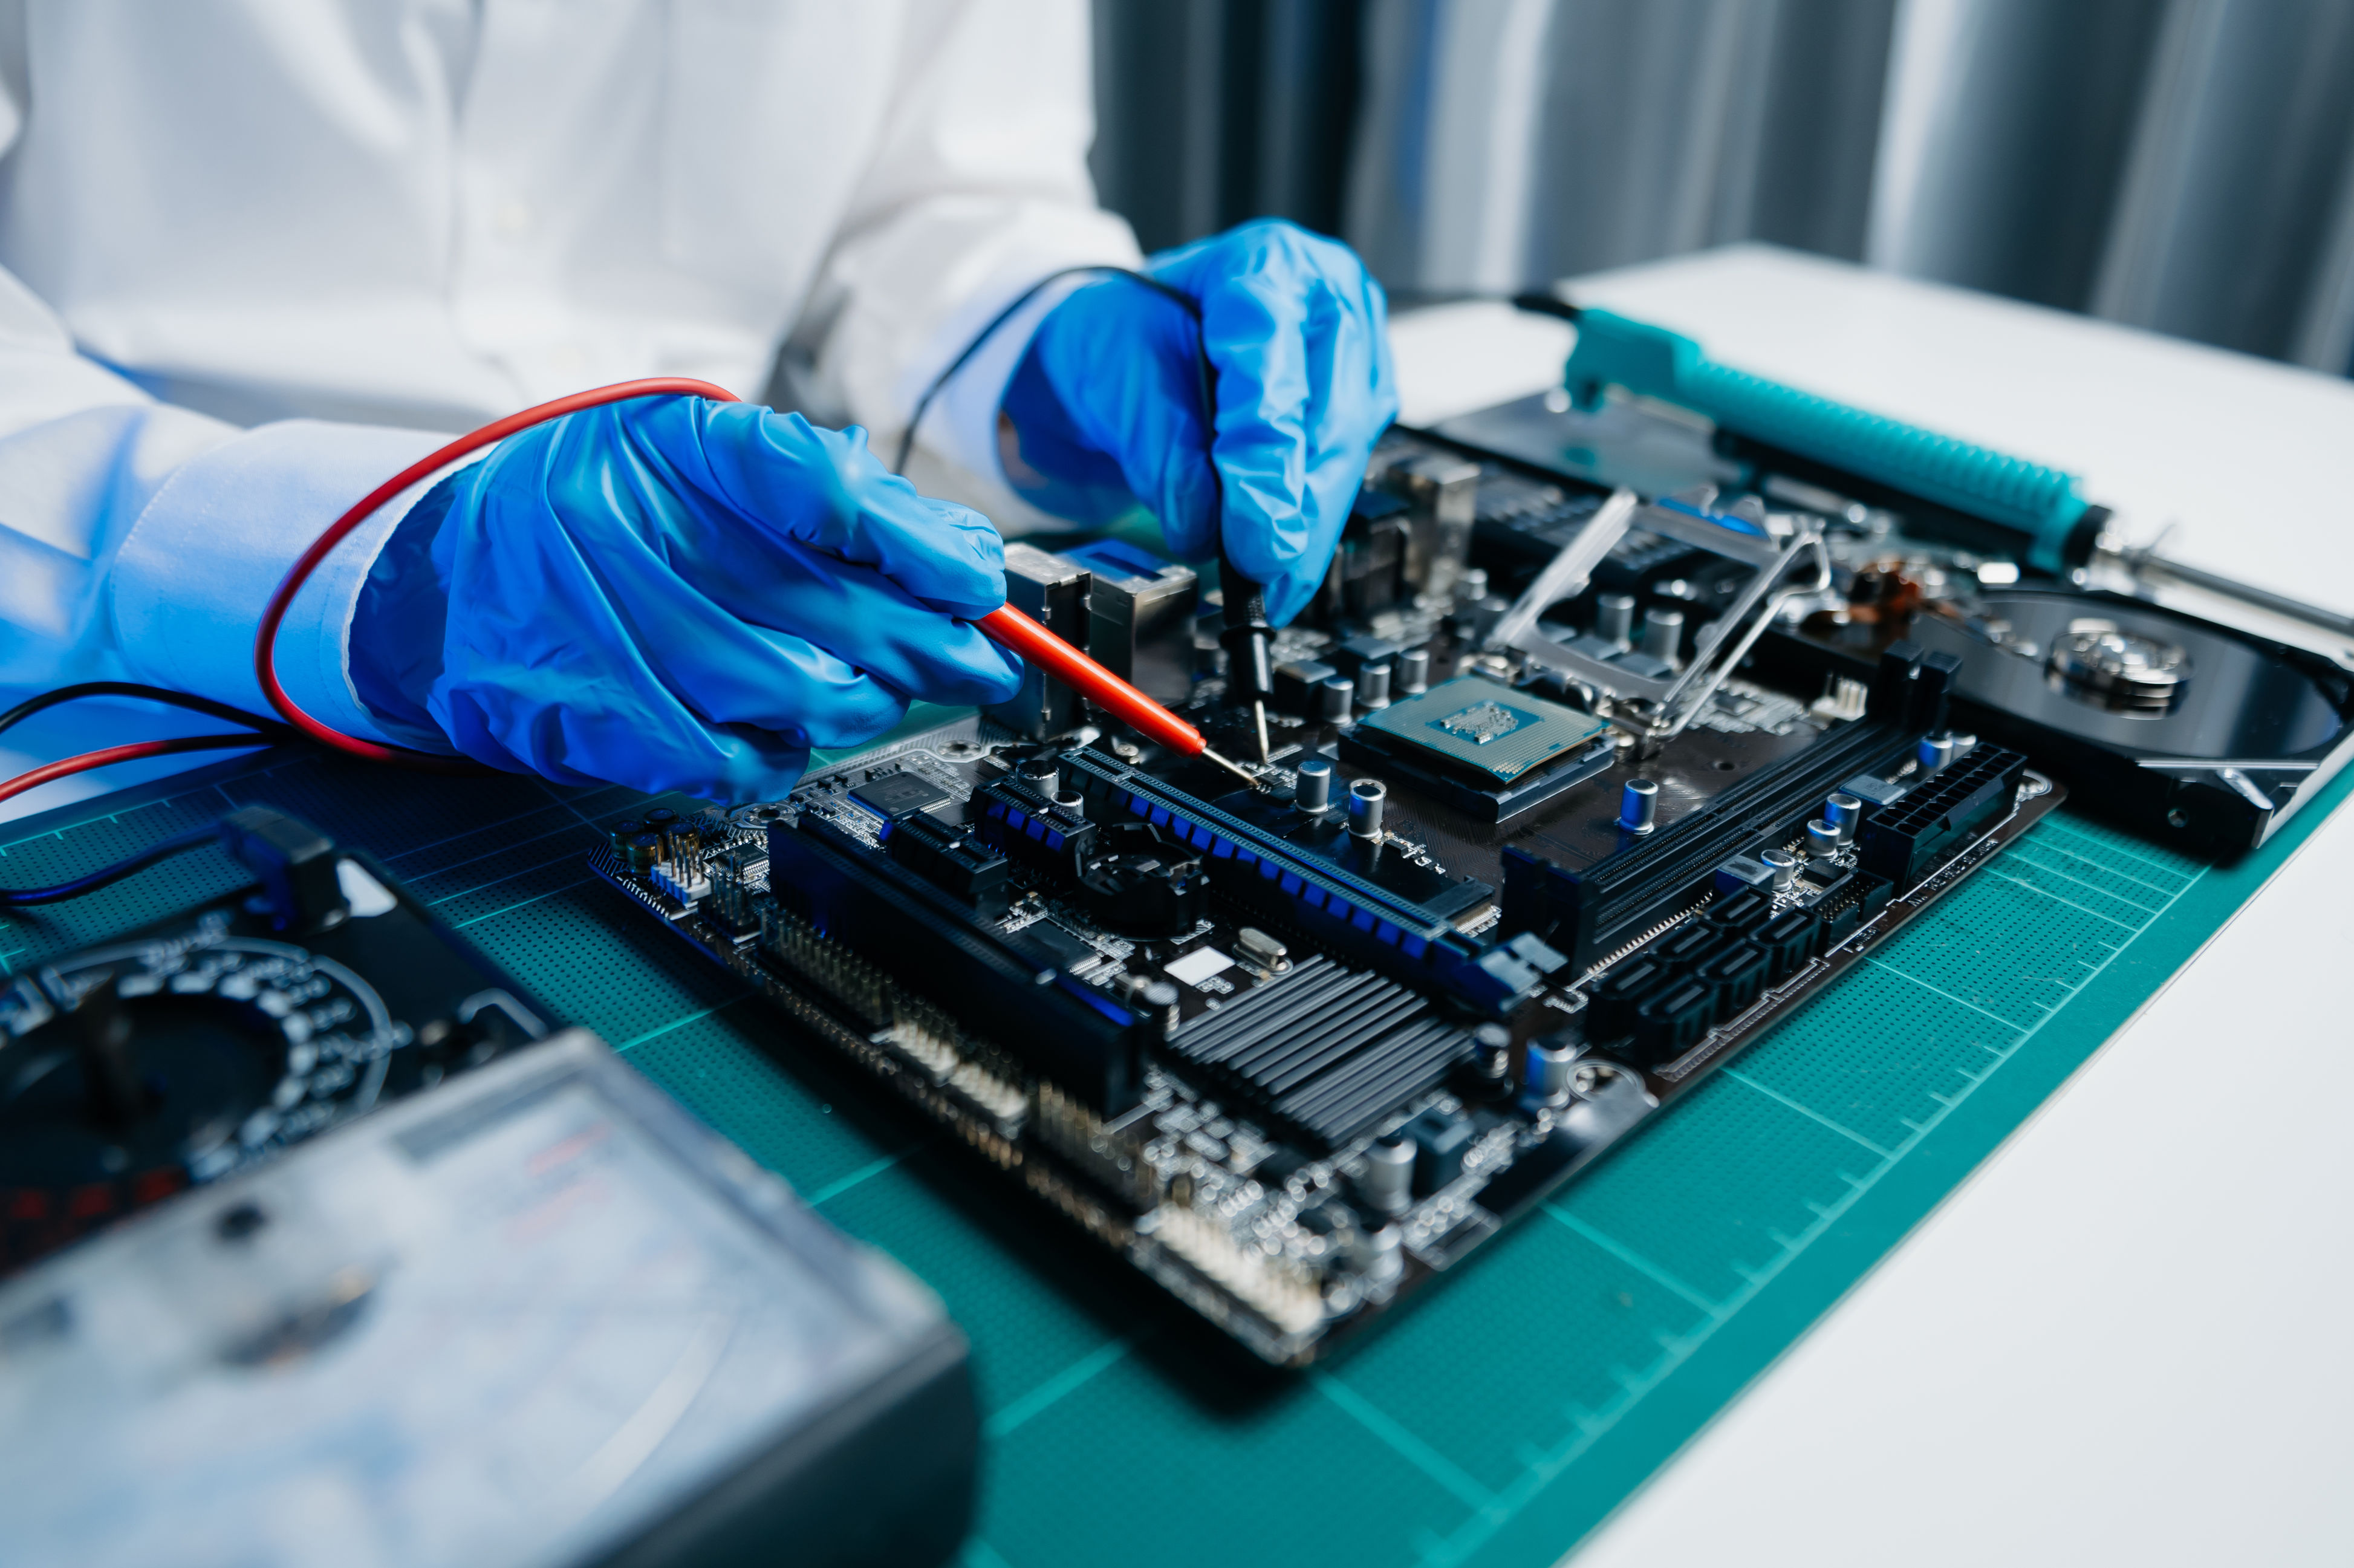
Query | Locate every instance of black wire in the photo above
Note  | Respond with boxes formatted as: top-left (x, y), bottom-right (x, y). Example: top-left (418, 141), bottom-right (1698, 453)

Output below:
top-left (0, 682), bottom-right (292, 746)
top-left (0, 683), bottom-right (284, 906)
top-left (0, 824), bottom-right (219, 907)
top-left (891, 264), bottom-right (1202, 476)
top-left (898, 259), bottom-right (1275, 704)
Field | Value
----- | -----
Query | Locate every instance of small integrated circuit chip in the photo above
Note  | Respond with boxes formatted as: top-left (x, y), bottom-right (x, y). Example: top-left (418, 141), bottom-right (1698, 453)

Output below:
top-left (1360, 677), bottom-right (1612, 784)
top-left (850, 770), bottom-right (952, 820)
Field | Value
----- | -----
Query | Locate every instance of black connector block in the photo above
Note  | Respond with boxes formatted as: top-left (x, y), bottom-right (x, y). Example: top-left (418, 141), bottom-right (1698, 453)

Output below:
top-left (1866, 640), bottom-right (1963, 732)
top-left (1628, 977), bottom-right (1715, 1066)
top-left (1650, 920), bottom-right (1723, 970)
top-left (1748, 906), bottom-right (1821, 982)
top-left (219, 805), bottom-right (349, 934)
top-left (882, 812), bottom-right (1012, 919)
top-left (1408, 1107), bottom-right (1477, 1197)
top-left (1857, 744), bottom-right (2027, 891)
top-left (1808, 868), bottom-right (1894, 945)
top-left (770, 817), bottom-right (1150, 1113)
top-left (1706, 886), bottom-right (1774, 936)
top-left (1693, 942), bottom-right (1769, 1018)
top-left (1584, 954), bottom-right (1678, 1042)
top-left (975, 779), bottom-right (1096, 880)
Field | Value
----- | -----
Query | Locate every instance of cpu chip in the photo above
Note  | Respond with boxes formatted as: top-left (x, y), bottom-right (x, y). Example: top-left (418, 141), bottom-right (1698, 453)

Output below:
top-left (1437, 700), bottom-right (1525, 746)
top-left (1359, 677), bottom-right (1611, 784)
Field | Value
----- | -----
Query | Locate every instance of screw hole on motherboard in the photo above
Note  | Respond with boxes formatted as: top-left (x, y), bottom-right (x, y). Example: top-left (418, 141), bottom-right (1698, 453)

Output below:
top-left (1713, 758), bottom-right (1737, 771)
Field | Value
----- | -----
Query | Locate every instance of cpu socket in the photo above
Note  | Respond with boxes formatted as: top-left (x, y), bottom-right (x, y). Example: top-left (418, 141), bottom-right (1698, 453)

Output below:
top-left (1341, 675), bottom-right (1616, 822)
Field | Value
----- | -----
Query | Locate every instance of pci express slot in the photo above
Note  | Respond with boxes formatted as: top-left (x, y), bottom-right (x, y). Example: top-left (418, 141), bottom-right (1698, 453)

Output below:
top-left (766, 813), bottom-right (1151, 1111)
top-left (1058, 750), bottom-right (1540, 1012)
top-left (1504, 645), bottom-right (1956, 972)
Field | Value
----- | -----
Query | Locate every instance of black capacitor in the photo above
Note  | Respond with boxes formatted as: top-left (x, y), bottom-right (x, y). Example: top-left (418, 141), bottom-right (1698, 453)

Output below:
top-left (641, 807), bottom-right (678, 853)
top-left (623, 832), bottom-right (663, 872)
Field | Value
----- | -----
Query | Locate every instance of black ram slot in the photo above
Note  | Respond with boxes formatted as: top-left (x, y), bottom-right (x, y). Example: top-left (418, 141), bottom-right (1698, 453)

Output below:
top-left (1502, 645), bottom-right (1960, 971)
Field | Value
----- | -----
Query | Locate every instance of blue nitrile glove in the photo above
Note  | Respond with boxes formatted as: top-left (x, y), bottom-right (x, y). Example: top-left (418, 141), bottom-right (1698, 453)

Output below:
top-left (1000, 219), bottom-right (1397, 626)
top-left (348, 398), bottom-right (1022, 801)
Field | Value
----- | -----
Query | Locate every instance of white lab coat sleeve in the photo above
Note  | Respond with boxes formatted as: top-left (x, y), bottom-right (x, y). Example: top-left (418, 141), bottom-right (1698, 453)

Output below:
top-left (0, 258), bottom-right (449, 752)
top-left (796, 0), bottom-right (1143, 488)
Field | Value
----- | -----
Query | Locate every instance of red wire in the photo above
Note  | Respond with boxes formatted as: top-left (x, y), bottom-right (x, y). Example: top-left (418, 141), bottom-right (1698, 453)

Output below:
top-left (0, 736), bottom-right (270, 808)
top-left (0, 378), bottom-right (738, 805)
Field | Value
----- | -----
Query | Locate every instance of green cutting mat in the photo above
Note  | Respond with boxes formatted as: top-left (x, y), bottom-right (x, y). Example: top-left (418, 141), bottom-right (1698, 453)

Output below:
top-left (4, 750), bottom-right (2343, 1567)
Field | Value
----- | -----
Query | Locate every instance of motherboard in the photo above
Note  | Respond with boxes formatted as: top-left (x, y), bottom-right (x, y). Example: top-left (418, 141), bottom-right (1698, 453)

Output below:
top-left (592, 429), bottom-right (2072, 1366)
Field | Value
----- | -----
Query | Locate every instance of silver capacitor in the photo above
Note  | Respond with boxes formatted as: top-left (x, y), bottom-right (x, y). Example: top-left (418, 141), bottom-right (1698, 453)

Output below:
top-left (1140, 979), bottom-right (1180, 1039)
top-left (1319, 675), bottom-right (1354, 724)
top-left (1359, 1135), bottom-right (1414, 1215)
top-left (1014, 756), bottom-right (1059, 798)
top-left (1469, 1021), bottom-right (1513, 1098)
top-left (1823, 791), bottom-right (1862, 842)
top-left (1294, 756), bottom-right (1335, 813)
top-left (1525, 1039), bottom-right (1576, 1106)
top-left (1347, 777), bottom-right (1387, 839)
top-left (1640, 607), bottom-right (1684, 665)
top-left (1365, 1220), bottom-right (1405, 1283)
top-left (1805, 819), bottom-right (1841, 860)
top-left (1356, 662), bottom-right (1392, 711)
top-left (1618, 777), bottom-right (1659, 834)
top-left (1595, 592), bottom-right (1637, 648)
top-left (1761, 848), bottom-right (1800, 888)
top-left (1396, 646), bottom-right (1431, 695)
top-left (1918, 732), bottom-right (1956, 774)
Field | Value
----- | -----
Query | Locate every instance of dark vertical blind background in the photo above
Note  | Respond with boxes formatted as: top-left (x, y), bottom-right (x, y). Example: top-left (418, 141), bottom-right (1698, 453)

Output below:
top-left (1087, 0), bottom-right (2354, 377)
top-left (1091, 0), bottom-right (1369, 252)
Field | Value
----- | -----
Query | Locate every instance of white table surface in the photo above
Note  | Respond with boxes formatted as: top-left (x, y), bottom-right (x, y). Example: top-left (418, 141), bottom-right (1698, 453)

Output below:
top-left (1393, 244), bottom-right (2354, 1566)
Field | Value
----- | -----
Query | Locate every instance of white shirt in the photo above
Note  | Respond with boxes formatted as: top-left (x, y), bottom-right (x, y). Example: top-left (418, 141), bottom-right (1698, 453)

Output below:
top-left (0, 0), bottom-right (1139, 802)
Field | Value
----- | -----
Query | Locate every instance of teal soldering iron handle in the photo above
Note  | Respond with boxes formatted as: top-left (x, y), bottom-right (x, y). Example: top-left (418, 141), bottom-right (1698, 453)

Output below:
top-left (1559, 308), bottom-right (2098, 575)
